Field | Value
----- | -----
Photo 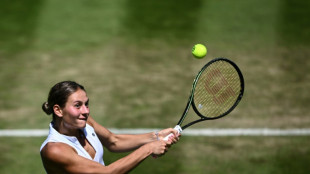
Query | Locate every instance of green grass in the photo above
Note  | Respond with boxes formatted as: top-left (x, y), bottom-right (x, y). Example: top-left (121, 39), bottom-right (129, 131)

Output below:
top-left (0, 0), bottom-right (310, 173)
top-left (1, 136), bottom-right (309, 174)
top-left (106, 136), bottom-right (310, 174)
top-left (1, 0), bottom-right (309, 129)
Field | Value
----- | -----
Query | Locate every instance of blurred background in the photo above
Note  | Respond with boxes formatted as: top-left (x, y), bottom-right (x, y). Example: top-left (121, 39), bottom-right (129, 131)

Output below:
top-left (0, 0), bottom-right (309, 173)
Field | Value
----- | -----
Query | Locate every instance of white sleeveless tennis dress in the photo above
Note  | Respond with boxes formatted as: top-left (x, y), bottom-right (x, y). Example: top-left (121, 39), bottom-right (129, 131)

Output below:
top-left (40, 122), bottom-right (105, 165)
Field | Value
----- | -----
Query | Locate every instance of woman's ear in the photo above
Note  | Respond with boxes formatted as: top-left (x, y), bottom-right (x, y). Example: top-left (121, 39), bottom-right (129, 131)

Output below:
top-left (53, 104), bottom-right (63, 117)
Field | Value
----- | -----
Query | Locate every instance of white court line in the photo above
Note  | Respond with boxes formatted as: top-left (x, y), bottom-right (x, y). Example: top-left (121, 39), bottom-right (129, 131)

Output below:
top-left (1, 128), bottom-right (310, 137)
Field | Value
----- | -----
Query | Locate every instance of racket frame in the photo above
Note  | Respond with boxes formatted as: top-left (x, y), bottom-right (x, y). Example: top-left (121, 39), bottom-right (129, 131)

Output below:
top-left (177, 58), bottom-right (244, 130)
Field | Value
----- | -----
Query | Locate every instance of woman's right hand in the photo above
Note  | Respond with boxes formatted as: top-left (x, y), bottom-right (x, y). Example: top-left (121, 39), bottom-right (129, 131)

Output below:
top-left (148, 140), bottom-right (170, 156)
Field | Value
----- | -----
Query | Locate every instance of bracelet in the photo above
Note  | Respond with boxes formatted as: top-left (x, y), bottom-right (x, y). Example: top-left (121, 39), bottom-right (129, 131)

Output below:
top-left (155, 131), bottom-right (159, 141)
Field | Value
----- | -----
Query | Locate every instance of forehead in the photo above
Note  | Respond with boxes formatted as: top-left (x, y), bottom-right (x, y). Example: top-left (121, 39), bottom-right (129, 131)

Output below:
top-left (67, 89), bottom-right (88, 102)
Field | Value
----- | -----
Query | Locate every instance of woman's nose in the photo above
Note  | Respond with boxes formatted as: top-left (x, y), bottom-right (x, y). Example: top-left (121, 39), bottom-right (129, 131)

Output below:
top-left (81, 105), bottom-right (89, 114)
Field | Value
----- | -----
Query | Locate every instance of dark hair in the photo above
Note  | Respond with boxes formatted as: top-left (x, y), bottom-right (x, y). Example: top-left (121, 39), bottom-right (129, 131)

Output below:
top-left (42, 81), bottom-right (86, 119)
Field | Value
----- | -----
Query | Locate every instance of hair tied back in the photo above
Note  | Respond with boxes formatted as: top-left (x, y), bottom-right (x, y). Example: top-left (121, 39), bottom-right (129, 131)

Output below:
top-left (42, 102), bottom-right (53, 115)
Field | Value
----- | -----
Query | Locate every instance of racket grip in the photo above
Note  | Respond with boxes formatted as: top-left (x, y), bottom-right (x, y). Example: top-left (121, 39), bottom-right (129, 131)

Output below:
top-left (163, 125), bottom-right (182, 141)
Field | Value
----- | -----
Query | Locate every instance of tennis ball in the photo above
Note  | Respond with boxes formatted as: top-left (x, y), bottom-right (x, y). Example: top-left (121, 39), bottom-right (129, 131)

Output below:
top-left (192, 44), bottom-right (207, 59)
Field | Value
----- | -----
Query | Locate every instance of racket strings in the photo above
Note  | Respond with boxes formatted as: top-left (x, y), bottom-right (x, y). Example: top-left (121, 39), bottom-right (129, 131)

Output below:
top-left (194, 60), bottom-right (241, 118)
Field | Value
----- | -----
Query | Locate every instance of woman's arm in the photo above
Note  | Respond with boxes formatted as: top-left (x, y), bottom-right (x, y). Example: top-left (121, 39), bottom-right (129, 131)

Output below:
top-left (87, 116), bottom-right (179, 152)
top-left (41, 140), bottom-right (168, 174)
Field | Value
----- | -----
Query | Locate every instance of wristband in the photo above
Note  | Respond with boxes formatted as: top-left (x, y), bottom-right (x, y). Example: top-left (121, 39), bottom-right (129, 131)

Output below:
top-left (155, 131), bottom-right (159, 141)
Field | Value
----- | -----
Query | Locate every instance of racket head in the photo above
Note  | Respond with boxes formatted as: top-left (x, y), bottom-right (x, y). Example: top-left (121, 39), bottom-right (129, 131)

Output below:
top-left (192, 58), bottom-right (244, 120)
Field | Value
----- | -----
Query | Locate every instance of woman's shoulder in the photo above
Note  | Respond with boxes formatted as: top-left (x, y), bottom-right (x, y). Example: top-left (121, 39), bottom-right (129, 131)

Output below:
top-left (40, 142), bottom-right (80, 173)
top-left (41, 142), bottom-right (77, 160)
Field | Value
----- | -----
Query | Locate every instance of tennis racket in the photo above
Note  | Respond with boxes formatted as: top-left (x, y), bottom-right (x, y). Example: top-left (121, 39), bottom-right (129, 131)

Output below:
top-left (164, 58), bottom-right (244, 140)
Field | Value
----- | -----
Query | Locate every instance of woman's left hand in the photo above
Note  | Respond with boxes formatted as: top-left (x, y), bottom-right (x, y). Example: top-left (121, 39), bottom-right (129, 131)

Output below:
top-left (157, 128), bottom-right (180, 143)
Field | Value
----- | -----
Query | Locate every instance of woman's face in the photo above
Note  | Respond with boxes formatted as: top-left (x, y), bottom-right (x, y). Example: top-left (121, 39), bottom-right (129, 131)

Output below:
top-left (61, 89), bottom-right (90, 129)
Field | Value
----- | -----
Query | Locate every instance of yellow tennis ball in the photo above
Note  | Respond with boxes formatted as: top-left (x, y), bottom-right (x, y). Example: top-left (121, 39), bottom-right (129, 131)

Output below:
top-left (192, 44), bottom-right (207, 59)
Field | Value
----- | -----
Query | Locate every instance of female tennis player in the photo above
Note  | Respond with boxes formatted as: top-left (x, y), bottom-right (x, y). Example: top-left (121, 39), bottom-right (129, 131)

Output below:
top-left (40, 81), bottom-right (180, 174)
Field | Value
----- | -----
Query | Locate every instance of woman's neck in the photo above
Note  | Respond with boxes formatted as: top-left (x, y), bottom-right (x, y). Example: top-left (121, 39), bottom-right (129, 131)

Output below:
top-left (53, 119), bottom-right (81, 137)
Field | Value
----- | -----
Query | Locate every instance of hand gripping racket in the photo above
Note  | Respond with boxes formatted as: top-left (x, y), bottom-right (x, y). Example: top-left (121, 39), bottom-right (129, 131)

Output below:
top-left (164, 58), bottom-right (244, 140)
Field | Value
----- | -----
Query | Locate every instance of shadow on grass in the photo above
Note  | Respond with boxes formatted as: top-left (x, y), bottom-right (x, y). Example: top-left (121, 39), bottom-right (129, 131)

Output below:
top-left (277, 0), bottom-right (310, 46)
top-left (272, 143), bottom-right (310, 174)
top-left (121, 0), bottom-right (203, 42)
top-left (0, 0), bottom-right (44, 55)
top-left (276, 0), bottom-right (310, 116)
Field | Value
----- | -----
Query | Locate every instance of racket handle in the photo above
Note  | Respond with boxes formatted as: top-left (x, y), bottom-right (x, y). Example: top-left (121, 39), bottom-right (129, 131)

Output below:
top-left (163, 125), bottom-right (182, 141)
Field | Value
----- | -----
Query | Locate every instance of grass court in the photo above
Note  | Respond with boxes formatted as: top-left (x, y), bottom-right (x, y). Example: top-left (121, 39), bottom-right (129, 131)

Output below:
top-left (0, 0), bottom-right (309, 173)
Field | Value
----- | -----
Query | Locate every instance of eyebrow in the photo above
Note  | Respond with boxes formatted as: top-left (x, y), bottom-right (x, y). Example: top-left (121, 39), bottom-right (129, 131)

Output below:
top-left (73, 98), bottom-right (89, 103)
